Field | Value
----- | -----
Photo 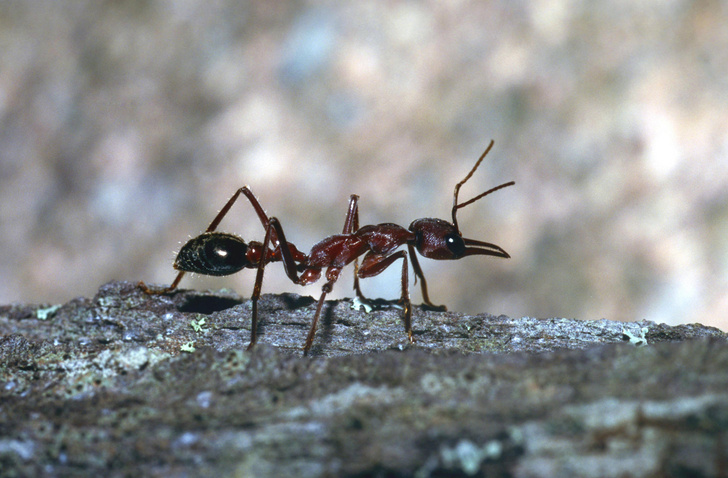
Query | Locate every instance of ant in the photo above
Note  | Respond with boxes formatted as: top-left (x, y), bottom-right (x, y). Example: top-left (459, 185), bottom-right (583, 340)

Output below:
top-left (139, 140), bottom-right (514, 355)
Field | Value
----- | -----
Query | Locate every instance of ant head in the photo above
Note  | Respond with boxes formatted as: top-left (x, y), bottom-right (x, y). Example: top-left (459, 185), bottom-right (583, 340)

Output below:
top-left (409, 218), bottom-right (466, 259)
top-left (409, 140), bottom-right (514, 261)
top-left (174, 232), bottom-right (250, 276)
top-left (409, 218), bottom-right (510, 260)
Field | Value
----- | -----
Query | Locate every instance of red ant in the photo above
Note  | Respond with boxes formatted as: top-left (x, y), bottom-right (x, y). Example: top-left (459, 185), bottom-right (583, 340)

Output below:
top-left (139, 140), bottom-right (514, 354)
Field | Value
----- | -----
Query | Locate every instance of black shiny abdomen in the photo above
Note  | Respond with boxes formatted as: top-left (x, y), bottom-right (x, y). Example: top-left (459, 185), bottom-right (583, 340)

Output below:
top-left (174, 232), bottom-right (250, 276)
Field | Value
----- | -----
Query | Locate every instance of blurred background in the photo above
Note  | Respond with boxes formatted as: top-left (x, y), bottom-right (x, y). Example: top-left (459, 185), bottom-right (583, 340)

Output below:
top-left (1, 1), bottom-right (726, 330)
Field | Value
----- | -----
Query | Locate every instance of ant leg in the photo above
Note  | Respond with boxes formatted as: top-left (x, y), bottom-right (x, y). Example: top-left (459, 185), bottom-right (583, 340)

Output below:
top-left (246, 216), bottom-right (308, 350)
top-left (358, 251), bottom-right (414, 344)
top-left (267, 217), bottom-right (306, 283)
top-left (238, 186), bottom-right (271, 230)
top-left (343, 195), bottom-right (370, 304)
top-left (303, 270), bottom-right (341, 355)
top-left (137, 271), bottom-right (185, 295)
top-left (140, 187), bottom-right (266, 295)
top-left (246, 217), bottom-right (277, 350)
top-left (209, 185), bottom-right (276, 233)
top-left (395, 251), bottom-right (412, 343)
top-left (241, 186), bottom-right (303, 247)
top-left (342, 194), bottom-right (359, 234)
top-left (407, 244), bottom-right (446, 311)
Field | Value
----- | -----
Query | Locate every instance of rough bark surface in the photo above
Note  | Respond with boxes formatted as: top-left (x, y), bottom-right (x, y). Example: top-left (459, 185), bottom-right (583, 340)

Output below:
top-left (1, 281), bottom-right (726, 477)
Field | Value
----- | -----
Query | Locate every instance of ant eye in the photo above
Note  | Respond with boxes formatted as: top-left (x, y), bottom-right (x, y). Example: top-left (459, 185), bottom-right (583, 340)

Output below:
top-left (445, 233), bottom-right (465, 257)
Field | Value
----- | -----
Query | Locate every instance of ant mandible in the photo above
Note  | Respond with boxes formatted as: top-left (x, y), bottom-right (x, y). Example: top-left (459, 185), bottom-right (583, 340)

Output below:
top-left (139, 140), bottom-right (514, 355)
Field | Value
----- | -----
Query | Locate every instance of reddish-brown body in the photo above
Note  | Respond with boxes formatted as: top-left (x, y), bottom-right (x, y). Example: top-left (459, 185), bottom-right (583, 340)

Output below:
top-left (299, 234), bottom-right (367, 284)
top-left (140, 140), bottom-right (514, 354)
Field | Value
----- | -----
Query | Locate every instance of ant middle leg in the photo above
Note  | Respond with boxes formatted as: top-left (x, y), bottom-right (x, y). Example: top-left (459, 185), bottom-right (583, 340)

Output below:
top-left (303, 270), bottom-right (340, 355)
top-left (358, 250), bottom-right (414, 343)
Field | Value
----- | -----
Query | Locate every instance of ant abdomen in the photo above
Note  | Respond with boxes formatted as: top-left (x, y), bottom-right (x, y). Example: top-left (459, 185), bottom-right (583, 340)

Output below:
top-left (174, 232), bottom-right (251, 276)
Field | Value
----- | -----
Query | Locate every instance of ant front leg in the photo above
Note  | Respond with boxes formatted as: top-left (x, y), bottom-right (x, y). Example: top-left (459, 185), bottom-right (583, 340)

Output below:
top-left (358, 250), bottom-right (414, 344)
top-left (407, 244), bottom-right (446, 311)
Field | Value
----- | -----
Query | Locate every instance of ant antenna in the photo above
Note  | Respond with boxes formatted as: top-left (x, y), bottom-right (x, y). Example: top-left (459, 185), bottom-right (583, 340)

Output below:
top-left (451, 140), bottom-right (515, 232)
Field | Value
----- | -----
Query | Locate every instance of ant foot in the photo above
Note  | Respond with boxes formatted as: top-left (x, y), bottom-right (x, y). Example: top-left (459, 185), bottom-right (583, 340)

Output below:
top-left (394, 298), bottom-right (411, 313)
top-left (422, 302), bottom-right (447, 312)
top-left (137, 280), bottom-right (155, 294)
top-left (137, 280), bottom-right (175, 295)
top-left (407, 330), bottom-right (416, 344)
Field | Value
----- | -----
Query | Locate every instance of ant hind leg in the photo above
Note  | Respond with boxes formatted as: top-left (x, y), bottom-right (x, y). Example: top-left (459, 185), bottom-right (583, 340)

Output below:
top-left (140, 187), bottom-right (256, 295)
top-left (137, 271), bottom-right (186, 295)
